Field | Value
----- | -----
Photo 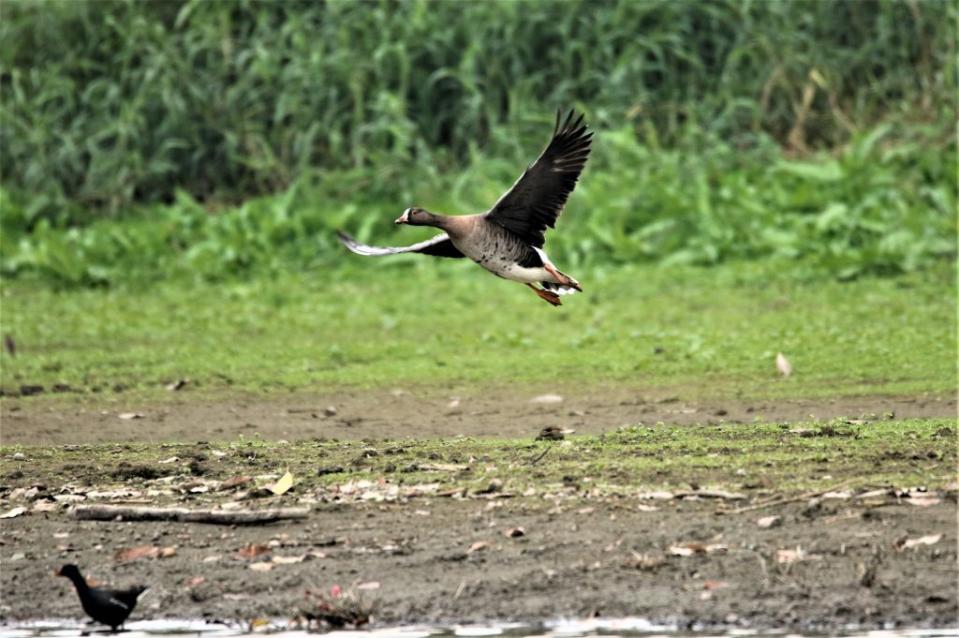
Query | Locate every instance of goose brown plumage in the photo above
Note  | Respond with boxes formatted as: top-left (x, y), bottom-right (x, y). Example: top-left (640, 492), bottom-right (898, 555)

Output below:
top-left (337, 109), bottom-right (592, 306)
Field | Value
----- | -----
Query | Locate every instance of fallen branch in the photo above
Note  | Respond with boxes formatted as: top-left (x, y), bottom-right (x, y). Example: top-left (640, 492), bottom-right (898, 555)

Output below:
top-left (723, 479), bottom-right (858, 515)
top-left (69, 504), bottom-right (309, 525)
top-left (528, 447), bottom-right (551, 465)
top-left (673, 489), bottom-right (746, 500)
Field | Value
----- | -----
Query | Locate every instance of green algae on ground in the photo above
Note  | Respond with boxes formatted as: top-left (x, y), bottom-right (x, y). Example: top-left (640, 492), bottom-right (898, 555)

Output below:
top-left (4, 418), bottom-right (954, 499)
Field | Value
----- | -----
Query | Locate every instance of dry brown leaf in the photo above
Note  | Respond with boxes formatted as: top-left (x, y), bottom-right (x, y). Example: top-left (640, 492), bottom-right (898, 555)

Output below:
top-left (267, 472), bottom-right (294, 496)
top-left (236, 544), bottom-right (272, 559)
top-left (467, 541), bottom-right (490, 554)
top-left (776, 546), bottom-right (820, 564)
top-left (776, 352), bottom-right (792, 377)
top-left (115, 545), bottom-right (176, 561)
top-left (907, 494), bottom-right (942, 507)
top-left (896, 534), bottom-right (942, 551)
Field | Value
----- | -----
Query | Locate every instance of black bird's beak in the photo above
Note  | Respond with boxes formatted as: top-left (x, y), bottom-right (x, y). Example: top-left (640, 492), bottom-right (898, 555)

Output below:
top-left (395, 208), bottom-right (411, 224)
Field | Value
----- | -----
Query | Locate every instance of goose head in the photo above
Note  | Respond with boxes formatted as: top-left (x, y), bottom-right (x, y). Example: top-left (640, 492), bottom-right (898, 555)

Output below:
top-left (395, 207), bottom-right (436, 226)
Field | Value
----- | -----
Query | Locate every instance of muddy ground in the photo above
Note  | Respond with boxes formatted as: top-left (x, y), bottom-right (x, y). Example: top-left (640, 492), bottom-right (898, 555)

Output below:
top-left (1, 496), bottom-right (956, 631)
top-left (3, 388), bottom-right (954, 445)
top-left (1, 390), bottom-right (956, 631)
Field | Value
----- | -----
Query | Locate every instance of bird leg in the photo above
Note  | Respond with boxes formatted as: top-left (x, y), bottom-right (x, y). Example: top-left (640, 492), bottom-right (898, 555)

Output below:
top-left (527, 283), bottom-right (562, 306)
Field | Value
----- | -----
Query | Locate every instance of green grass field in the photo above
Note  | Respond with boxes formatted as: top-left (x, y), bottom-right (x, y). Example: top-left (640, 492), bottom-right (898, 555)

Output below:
top-left (2, 258), bottom-right (954, 403)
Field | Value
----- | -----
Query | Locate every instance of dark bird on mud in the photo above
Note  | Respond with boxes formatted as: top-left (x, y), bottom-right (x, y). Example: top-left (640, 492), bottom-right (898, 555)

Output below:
top-left (56, 564), bottom-right (148, 631)
top-left (337, 109), bottom-right (593, 306)
top-left (536, 426), bottom-right (575, 441)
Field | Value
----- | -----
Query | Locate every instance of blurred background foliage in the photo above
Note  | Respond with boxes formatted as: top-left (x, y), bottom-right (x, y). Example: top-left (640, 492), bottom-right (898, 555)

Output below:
top-left (0, 0), bottom-right (955, 287)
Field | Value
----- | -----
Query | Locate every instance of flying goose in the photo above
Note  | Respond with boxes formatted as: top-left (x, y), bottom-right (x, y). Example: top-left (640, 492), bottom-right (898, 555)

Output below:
top-left (337, 109), bottom-right (592, 306)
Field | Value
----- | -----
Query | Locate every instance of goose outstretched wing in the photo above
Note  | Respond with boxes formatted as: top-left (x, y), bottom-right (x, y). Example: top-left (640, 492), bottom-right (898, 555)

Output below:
top-left (336, 230), bottom-right (465, 259)
top-left (485, 109), bottom-right (592, 247)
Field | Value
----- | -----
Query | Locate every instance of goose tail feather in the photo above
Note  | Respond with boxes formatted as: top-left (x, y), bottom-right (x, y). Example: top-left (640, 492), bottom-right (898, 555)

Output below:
top-left (541, 281), bottom-right (580, 296)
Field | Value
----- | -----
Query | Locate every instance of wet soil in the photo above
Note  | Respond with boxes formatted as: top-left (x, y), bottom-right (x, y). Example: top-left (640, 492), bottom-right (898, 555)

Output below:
top-left (1, 497), bottom-right (955, 631)
top-left (1, 389), bottom-right (956, 631)
top-left (2, 388), bottom-right (954, 445)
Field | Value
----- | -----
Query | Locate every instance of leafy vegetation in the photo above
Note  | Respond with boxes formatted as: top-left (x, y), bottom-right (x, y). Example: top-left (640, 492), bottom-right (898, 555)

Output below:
top-left (1, 0), bottom-right (954, 220)
top-left (2, 260), bottom-right (953, 401)
top-left (2, 121), bottom-right (954, 287)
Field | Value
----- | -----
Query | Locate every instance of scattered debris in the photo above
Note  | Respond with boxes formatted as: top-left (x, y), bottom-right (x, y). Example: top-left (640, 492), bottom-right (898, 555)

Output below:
top-left (219, 476), bottom-right (253, 490)
top-left (236, 544), bottom-right (272, 559)
top-left (907, 494), bottom-right (942, 507)
top-left (115, 545), bottom-right (177, 561)
top-left (165, 379), bottom-right (188, 392)
top-left (776, 546), bottom-right (820, 564)
top-left (776, 352), bottom-right (792, 377)
top-left (895, 534), bottom-right (942, 551)
top-left (249, 562), bottom-right (274, 572)
top-left (467, 541), bottom-right (490, 554)
top-left (674, 489), bottom-right (746, 500)
top-left (757, 515), bottom-right (782, 528)
top-left (624, 551), bottom-right (666, 571)
top-left (118, 412), bottom-right (145, 420)
top-left (504, 527), bottom-right (526, 538)
top-left (267, 472), bottom-right (294, 496)
top-left (300, 584), bottom-right (374, 629)
top-left (669, 542), bottom-right (728, 557)
top-left (473, 479), bottom-right (503, 495)
top-left (529, 394), bottom-right (563, 404)
top-left (419, 463), bottom-right (467, 472)
top-left (0, 506), bottom-right (26, 519)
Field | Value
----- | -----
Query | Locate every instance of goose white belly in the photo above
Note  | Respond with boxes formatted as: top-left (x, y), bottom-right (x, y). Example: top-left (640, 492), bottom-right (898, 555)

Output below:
top-left (451, 235), bottom-right (554, 283)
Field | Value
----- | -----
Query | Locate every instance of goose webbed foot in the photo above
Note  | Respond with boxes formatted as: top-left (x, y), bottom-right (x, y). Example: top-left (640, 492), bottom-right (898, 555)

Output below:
top-left (527, 283), bottom-right (562, 306)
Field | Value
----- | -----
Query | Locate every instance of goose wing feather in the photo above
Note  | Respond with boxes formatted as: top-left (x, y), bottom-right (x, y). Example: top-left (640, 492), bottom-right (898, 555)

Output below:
top-left (484, 109), bottom-right (592, 247)
top-left (336, 230), bottom-right (465, 259)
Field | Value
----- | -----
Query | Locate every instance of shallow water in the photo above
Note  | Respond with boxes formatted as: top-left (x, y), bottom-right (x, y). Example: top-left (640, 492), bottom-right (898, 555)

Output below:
top-left (1, 619), bottom-right (956, 638)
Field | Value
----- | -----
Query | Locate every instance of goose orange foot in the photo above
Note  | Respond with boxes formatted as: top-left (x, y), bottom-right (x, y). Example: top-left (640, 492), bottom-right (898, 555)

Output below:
top-left (527, 283), bottom-right (562, 306)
